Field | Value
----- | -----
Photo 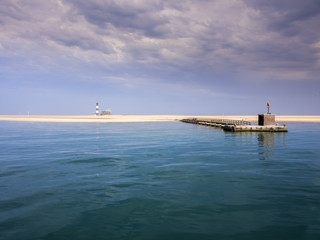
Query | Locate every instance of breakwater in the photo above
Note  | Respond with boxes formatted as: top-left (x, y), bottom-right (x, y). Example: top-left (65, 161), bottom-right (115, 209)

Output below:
top-left (181, 118), bottom-right (288, 132)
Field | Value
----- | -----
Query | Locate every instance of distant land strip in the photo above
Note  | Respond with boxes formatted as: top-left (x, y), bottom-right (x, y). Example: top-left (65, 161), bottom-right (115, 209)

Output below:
top-left (0, 115), bottom-right (320, 123)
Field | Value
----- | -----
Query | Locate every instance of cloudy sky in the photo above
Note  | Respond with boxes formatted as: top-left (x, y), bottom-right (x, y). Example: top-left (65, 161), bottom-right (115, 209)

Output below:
top-left (1, 0), bottom-right (320, 115)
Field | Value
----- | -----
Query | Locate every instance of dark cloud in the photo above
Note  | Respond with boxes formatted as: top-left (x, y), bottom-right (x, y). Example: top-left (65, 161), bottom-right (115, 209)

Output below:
top-left (48, 30), bottom-right (115, 54)
top-left (65, 0), bottom-right (170, 38)
top-left (247, 0), bottom-right (320, 20)
top-left (237, 0), bottom-right (320, 78)
top-left (0, 1), bottom-right (29, 21)
top-left (245, 0), bottom-right (320, 35)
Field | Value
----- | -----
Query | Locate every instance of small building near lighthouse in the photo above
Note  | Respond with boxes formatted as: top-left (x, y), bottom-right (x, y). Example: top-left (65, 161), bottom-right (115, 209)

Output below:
top-left (101, 110), bottom-right (112, 115)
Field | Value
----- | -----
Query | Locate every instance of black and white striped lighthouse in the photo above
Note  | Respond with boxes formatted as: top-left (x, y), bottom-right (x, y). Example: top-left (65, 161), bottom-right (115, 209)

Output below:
top-left (96, 102), bottom-right (99, 115)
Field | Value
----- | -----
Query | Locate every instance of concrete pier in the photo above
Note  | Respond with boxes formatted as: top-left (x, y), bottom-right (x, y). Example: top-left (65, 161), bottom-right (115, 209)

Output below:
top-left (181, 118), bottom-right (251, 126)
top-left (180, 117), bottom-right (288, 132)
top-left (223, 124), bottom-right (288, 132)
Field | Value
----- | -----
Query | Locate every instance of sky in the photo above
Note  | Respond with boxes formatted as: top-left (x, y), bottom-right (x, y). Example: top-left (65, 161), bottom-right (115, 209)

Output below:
top-left (1, 0), bottom-right (320, 115)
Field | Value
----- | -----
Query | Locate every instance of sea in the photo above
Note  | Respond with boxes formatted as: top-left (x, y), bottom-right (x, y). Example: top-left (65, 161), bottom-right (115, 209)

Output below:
top-left (0, 121), bottom-right (320, 240)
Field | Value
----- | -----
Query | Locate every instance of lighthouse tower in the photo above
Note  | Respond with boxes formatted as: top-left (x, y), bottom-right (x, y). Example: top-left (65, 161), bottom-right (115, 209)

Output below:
top-left (96, 102), bottom-right (99, 115)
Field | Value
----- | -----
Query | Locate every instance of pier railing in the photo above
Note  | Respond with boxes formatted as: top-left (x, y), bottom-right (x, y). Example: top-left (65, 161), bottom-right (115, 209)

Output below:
top-left (180, 118), bottom-right (251, 126)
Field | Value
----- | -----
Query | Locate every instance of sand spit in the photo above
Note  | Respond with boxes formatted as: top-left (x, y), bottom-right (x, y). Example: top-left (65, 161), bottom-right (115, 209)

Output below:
top-left (0, 115), bottom-right (320, 123)
top-left (0, 115), bottom-right (184, 122)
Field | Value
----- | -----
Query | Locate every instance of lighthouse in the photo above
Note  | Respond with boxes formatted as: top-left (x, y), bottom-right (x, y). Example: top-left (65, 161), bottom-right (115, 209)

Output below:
top-left (96, 102), bottom-right (99, 115)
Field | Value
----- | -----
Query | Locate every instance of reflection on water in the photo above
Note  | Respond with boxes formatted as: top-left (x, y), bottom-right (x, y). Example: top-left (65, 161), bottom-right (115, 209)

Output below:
top-left (258, 132), bottom-right (287, 160)
top-left (232, 132), bottom-right (287, 160)
top-left (257, 133), bottom-right (275, 160)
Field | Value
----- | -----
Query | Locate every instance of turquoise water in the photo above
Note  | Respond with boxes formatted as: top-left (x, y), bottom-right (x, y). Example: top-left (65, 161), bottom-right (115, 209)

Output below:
top-left (0, 121), bottom-right (320, 240)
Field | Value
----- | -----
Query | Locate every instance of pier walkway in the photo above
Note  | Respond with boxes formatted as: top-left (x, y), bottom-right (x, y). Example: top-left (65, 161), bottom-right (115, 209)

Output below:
top-left (180, 118), bottom-right (288, 132)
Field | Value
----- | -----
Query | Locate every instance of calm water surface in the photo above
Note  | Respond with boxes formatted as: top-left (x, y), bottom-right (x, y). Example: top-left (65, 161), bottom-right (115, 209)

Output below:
top-left (0, 121), bottom-right (320, 240)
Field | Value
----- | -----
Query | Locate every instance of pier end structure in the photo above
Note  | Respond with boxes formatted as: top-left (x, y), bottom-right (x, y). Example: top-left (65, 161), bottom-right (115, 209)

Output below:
top-left (180, 116), bottom-right (287, 132)
top-left (258, 114), bottom-right (275, 126)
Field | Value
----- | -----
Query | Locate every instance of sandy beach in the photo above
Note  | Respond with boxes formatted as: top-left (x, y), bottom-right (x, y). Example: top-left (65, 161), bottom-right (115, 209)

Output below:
top-left (0, 115), bottom-right (320, 123)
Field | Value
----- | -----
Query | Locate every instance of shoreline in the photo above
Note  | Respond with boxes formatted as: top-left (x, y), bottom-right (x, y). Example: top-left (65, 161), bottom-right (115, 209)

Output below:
top-left (1, 115), bottom-right (320, 123)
